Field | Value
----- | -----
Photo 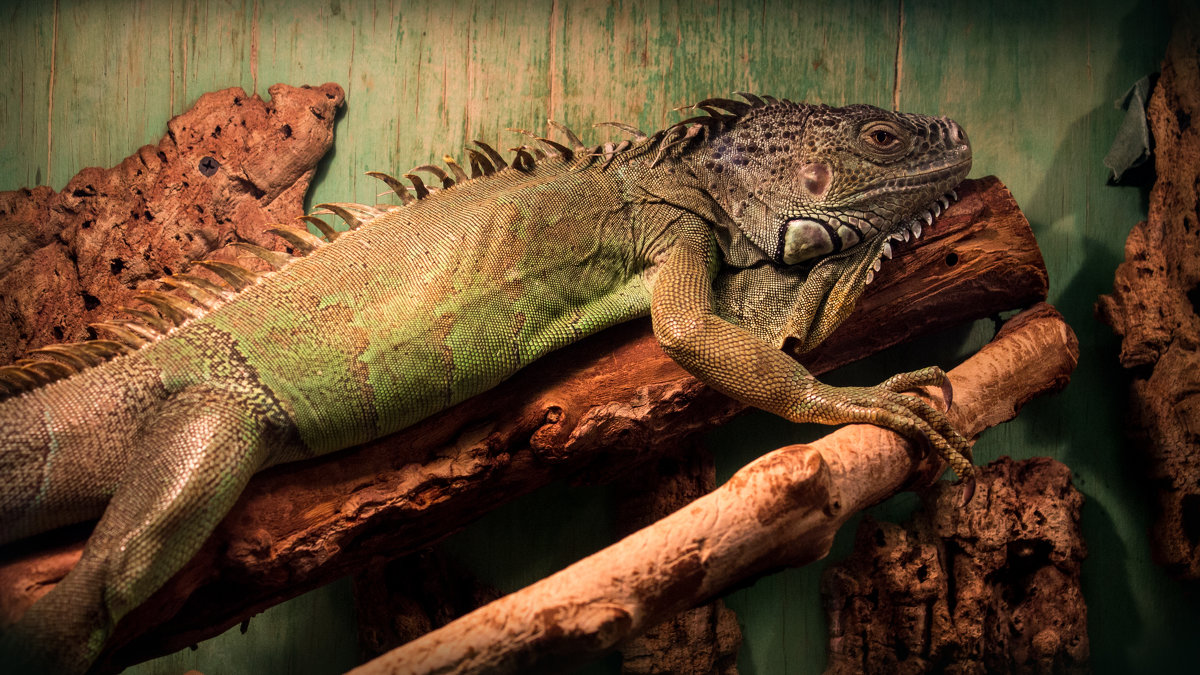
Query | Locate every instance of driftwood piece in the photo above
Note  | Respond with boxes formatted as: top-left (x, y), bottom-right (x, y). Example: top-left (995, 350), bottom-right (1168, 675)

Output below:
top-left (1095, 10), bottom-right (1200, 579)
top-left (0, 176), bottom-right (1047, 673)
top-left (0, 82), bottom-right (346, 363)
top-left (823, 456), bottom-right (1088, 674)
top-left (357, 447), bottom-right (747, 674)
top-left (350, 304), bottom-right (1079, 675)
top-left (614, 446), bottom-right (742, 675)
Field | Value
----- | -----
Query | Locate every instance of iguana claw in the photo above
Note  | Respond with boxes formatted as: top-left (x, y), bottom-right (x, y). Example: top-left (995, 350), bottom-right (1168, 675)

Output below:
top-left (940, 379), bottom-right (954, 410)
top-left (958, 474), bottom-right (977, 507)
top-left (803, 365), bottom-right (975, 504)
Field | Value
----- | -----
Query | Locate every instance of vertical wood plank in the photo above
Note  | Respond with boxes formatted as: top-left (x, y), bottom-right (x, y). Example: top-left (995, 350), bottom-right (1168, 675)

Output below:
top-left (0, 1), bottom-right (55, 189)
top-left (550, 0), bottom-right (899, 140)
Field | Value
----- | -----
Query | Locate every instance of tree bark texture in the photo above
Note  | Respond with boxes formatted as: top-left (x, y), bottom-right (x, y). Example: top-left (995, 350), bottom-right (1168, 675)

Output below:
top-left (349, 303), bottom-right (1079, 675)
top-left (613, 445), bottom-right (743, 675)
top-left (353, 549), bottom-right (503, 662)
top-left (1095, 9), bottom-right (1200, 579)
top-left (0, 175), bottom-right (1048, 673)
top-left (823, 456), bottom-right (1088, 674)
top-left (0, 82), bottom-right (346, 363)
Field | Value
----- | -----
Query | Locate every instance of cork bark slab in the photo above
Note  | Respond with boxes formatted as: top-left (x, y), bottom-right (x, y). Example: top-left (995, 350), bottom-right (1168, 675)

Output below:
top-left (1096, 12), bottom-right (1200, 579)
top-left (0, 82), bottom-right (345, 363)
top-left (823, 456), bottom-right (1089, 674)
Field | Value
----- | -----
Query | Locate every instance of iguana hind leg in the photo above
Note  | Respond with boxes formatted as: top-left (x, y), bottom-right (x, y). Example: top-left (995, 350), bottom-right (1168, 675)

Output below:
top-left (1, 385), bottom-right (274, 673)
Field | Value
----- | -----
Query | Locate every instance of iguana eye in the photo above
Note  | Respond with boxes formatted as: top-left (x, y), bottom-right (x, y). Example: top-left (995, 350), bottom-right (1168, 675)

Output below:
top-left (858, 122), bottom-right (910, 157)
top-left (870, 129), bottom-right (897, 146)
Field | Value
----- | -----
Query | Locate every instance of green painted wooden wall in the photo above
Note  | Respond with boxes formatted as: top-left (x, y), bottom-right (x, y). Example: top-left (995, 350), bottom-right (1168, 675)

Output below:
top-left (1, 0), bottom-right (1191, 672)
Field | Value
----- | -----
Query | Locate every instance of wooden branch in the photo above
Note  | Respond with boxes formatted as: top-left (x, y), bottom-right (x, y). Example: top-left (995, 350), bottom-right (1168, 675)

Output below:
top-left (351, 303), bottom-right (1079, 675)
top-left (0, 176), bottom-right (1048, 672)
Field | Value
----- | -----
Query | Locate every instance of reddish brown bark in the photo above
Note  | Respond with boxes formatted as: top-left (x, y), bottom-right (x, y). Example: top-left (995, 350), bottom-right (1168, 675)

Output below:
top-left (824, 456), bottom-right (1088, 674)
top-left (0, 82), bottom-right (345, 363)
top-left (1095, 11), bottom-right (1200, 579)
top-left (353, 550), bottom-right (503, 661)
top-left (349, 304), bottom-right (1078, 675)
top-left (614, 446), bottom-right (742, 675)
top-left (0, 176), bottom-right (1048, 673)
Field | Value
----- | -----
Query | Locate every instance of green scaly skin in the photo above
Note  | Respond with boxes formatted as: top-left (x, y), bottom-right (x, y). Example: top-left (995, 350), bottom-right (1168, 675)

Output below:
top-left (0, 95), bottom-right (972, 672)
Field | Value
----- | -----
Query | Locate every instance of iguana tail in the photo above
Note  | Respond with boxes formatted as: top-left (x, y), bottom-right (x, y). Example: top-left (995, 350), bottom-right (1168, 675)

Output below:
top-left (0, 352), bottom-right (168, 546)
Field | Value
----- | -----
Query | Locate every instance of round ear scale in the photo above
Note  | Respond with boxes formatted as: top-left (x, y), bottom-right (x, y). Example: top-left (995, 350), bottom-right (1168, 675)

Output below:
top-left (799, 162), bottom-right (831, 199)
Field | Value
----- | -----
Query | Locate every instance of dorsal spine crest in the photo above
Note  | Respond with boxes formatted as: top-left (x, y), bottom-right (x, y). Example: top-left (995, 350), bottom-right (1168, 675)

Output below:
top-left (0, 94), bottom-right (787, 400)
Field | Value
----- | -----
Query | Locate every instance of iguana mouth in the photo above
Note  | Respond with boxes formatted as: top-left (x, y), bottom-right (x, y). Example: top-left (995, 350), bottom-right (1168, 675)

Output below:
top-left (780, 188), bottom-right (959, 266)
top-left (862, 188), bottom-right (959, 285)
top-left (852, 158), bottom-right (971, 202)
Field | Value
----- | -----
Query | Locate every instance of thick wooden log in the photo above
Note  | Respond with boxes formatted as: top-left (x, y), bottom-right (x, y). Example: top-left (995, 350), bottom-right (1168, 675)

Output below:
top-left (352, 303), bottom-right (1079, 675)
top-left (0, 176), bottom-right (1047, 672)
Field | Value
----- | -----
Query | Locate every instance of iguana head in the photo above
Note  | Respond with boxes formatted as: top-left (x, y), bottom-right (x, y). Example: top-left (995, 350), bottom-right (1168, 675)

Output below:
top-left (664, 96), bottom-right (971, 352)
top-left (687, 100), bottom-right (971, 268)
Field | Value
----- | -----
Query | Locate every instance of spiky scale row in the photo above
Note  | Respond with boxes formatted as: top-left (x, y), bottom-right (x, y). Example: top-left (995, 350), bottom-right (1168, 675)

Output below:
top-left (231, 243), bottom-right (294, 270)
top-left (267, 226), bottom-right (326, 254)
top-left (33, 344), bottom-right (101, 370)
top-left (443, 155), bottom-right (470, 182)
top-left (0, 340), bottom-right (130, 395)
top-left (120, 307), bottom-right (171, 334)
top-left (596, 122), bottom-right (647, 140)
top-left (412, 164), bottom-right (455, 189)
top-left (193, 260), bottom-right (262, 290)
top-left (91, 322), bottom-right (150, 347)
top-left (104, 320), bottom-right (158, 342)
top-left (510, 147), bottom-right (537, 172)
top-left (402, 174), bottom-right (431, 199)
top-left (136, 291), bottom-right (199, 324)
top-left (547, 121), bottom-right (585, 151)
top-left (162, 274), bottom-right (232, 307)
top-left (0, 98), bottom-right (770, 401)
top-left (366, 171), bottom-right (417, 205)
top-left (474, 140), bottom-right (510, 169)
top-left (298, 215), bottom-right (342, 241)
top-left (314, 203), bottom-right (365, 230)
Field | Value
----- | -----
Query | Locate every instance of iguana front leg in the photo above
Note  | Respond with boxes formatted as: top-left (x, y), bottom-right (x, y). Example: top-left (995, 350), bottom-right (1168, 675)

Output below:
top-left (1, 385), bottom-right (273, 673)
top-left (651, 217), bottom-right (975, 500)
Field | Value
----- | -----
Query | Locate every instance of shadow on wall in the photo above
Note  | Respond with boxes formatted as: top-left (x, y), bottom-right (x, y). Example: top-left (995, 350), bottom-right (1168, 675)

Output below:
top-left (1018, 1), bottom-right (1190, 673)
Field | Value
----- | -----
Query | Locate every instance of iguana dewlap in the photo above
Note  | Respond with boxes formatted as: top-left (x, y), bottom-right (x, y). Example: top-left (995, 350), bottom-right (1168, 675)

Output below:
top-left (0, 94), bottom-right (971, 672)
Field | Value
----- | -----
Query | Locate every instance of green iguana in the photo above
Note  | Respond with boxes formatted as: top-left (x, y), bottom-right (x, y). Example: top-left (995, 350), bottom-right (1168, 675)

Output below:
top-left (0, 94), bottom-right (973, 672)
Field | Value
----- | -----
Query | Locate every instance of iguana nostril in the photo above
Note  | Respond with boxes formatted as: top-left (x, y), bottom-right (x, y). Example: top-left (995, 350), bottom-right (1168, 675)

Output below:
top-left (944, 118), bottom-right (968, 146)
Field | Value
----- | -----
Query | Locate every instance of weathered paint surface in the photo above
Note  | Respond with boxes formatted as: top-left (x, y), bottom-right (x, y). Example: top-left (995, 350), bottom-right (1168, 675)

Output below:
top-left (0, 1), bottom-right (1185, 673)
